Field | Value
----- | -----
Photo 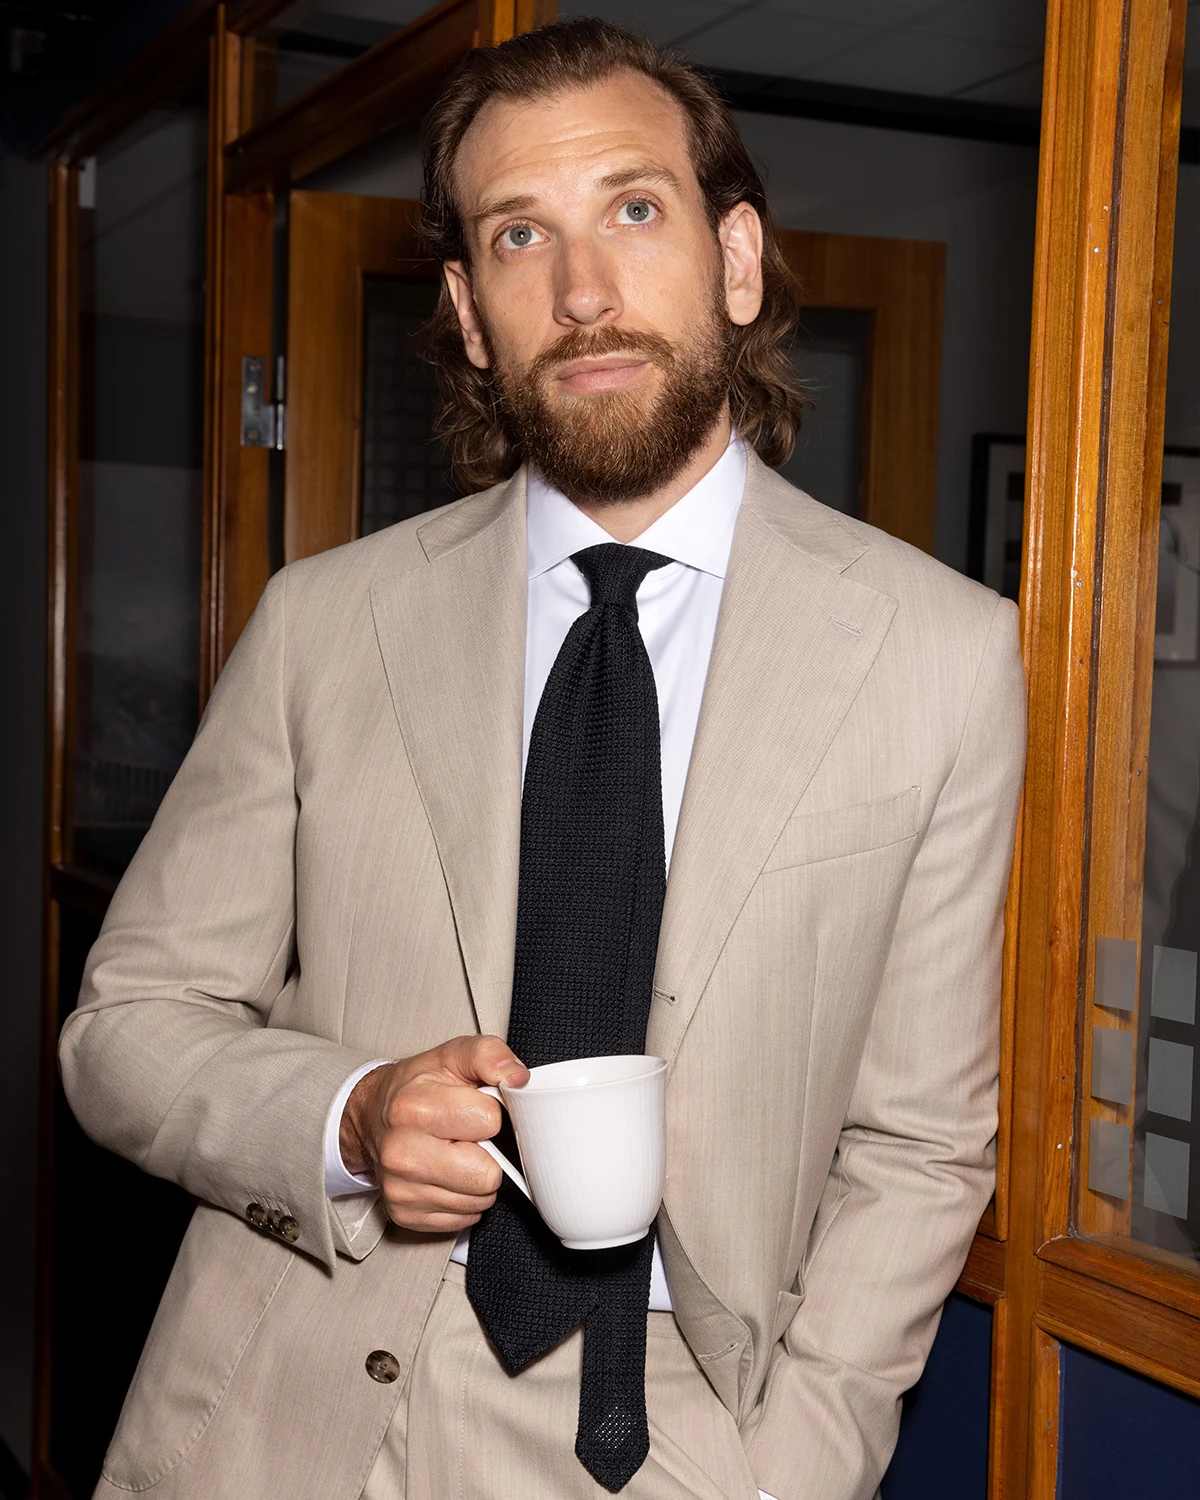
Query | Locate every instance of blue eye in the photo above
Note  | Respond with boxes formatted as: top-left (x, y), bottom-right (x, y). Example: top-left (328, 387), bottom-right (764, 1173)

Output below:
top-left (505, 224), bottom-right (535, 247)
top-left (619, 200), bottom-right (655, 224)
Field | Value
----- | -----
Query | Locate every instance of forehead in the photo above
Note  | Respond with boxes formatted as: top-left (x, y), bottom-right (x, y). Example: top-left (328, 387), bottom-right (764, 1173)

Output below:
top-left (453, 71), bottom-right (698, 214)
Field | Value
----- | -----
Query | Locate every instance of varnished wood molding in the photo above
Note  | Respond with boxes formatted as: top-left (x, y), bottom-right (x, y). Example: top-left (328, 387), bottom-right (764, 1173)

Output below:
top-left (1039, 1261), bottom-right (1200, 1400)
top-left (1029, 1326), bottom-right (1061, 1500)
top-left (223, 0), bottom-right (479, 192)
top-left (48, 863), bottom-right (118, 920)
top-left (1038, 1233), bottom-right (1200, 1322)
top-left (956, 1231), bottom-right (1008, 1305)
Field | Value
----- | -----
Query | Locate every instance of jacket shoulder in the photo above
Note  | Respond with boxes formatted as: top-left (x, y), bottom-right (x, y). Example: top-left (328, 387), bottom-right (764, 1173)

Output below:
top-left (842, 511), bottom-right (1007, 632)
top-left (754, 459), bottom-right (1009, 644)
top-left (281, 495), bottom-right (468, 593)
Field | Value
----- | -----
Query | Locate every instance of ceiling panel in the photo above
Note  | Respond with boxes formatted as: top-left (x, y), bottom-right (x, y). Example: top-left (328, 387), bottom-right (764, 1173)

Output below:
top-left (906, 0), bottom-right (1047, 47)
top-left (954, 60), bottom-right (1044, 107)
top-left (794, 30), bottom-right (1039, 97)
top-left (741, 0), bottom-right (942, 21)
top-left (564, 0), bottom-right (1048, 106)
top-left (678, 12), bottom-right (880, 77)
top-left (560, 0), bottom-right (734, 43)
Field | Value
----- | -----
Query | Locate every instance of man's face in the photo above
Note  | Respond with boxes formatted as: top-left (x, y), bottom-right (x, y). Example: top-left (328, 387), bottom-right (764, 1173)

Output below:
top-left (444, 72), bottom-right (763, 502)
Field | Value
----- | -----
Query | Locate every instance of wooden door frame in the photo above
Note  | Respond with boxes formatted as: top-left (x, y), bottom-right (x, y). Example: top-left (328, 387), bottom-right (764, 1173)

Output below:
top-left (284, 192), bottom-right (433, 562)
top-left (282, 203), bottom-right (944, 561)
top-left (996, 0), bottom-right (1196, 1494)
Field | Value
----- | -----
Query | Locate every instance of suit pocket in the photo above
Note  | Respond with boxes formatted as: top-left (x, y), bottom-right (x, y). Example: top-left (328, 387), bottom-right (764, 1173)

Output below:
top-left (102, 1206), bottom-right (293, 1491)
top-left (761, 786), bottom-right (921, 873)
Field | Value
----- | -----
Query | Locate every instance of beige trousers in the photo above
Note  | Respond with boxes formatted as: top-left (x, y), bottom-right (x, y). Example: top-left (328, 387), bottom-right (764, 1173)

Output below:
top-left (362, 1262), bottom-right (760, 1500)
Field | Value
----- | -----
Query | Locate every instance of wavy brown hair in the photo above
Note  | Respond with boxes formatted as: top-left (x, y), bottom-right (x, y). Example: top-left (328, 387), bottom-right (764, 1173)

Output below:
top-left (418, 17), bottom-right (809, 494)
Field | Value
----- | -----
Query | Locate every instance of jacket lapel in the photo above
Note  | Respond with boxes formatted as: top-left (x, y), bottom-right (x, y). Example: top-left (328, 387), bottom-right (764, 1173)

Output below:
top-left (647, 456), bottom-right (898, 1065)
top-left (370, 474), bottom-right (527, 1042)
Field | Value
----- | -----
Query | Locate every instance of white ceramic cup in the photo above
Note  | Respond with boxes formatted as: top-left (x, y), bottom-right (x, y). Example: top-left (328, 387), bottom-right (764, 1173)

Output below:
top-left (477, 1054), bottom-right (667, 1250)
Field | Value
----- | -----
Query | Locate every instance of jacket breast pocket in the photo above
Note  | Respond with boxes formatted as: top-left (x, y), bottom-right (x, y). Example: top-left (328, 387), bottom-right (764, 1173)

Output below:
top-left (761, 786), bottom-right (922, 874)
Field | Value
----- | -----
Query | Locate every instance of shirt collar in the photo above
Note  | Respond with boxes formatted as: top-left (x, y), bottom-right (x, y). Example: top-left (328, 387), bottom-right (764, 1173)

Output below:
top-left (525, 433), bottom-right (747, 582)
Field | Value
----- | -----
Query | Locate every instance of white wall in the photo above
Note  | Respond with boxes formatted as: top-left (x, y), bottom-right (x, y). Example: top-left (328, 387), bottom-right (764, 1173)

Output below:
top-left (0, 146), bottom-right (47, 1476)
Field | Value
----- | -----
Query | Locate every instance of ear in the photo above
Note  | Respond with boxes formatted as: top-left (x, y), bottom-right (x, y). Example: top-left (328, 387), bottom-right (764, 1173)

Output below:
top-left (719, 203), bottom-right (764, 328)
top-left (443, 260), bottom-right (491, 370)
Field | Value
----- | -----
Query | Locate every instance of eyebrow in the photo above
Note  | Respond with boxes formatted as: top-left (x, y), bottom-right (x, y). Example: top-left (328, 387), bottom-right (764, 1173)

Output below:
top-left (469, 194), bottom-right (538, 227)
top-left (596, 164), bottom-right (683, 194)
top-left (468, 164), bottom-right (684, 228)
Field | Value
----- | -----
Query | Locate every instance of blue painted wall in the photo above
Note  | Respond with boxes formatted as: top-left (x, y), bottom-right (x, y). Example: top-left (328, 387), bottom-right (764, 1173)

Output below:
top-left (1059, 1342), bottom-right (1200, 1498)
top-left (882, 1293), bottom-right (992, 1500)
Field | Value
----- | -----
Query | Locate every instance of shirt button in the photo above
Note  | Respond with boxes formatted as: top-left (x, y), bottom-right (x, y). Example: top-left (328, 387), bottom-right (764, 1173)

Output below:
top-left (365, 1350), bottom-right (401, 1384)
top-left (246, 1203), bottom-right (267, 1227)
top-left (278, 1215), bottom-right (300, 1242)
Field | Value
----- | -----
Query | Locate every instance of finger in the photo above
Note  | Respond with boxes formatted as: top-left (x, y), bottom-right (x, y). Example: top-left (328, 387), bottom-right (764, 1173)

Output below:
top-left (378, 1132), bottom-right (503, 1197)
top-left (386, 1208), bottom-right (486, 1234)
top-left (382, 1180), bottom-right (498, 1218)
top-left (385, 1079), bottom-right (505, 1144)
top-left (435, 1033), bottom-right (529, 1088)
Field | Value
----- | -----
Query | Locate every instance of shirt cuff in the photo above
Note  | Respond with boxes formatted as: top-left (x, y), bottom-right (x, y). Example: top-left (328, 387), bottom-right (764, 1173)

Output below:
top-left (758, 1492), bottom-right (779, 1499)
top-left (323, 1059), bottom-right (393, 1197)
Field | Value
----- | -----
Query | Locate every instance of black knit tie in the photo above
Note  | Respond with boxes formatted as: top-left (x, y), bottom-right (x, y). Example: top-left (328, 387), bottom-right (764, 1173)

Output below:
top-left (467, 542), bottom-right (672, 1491)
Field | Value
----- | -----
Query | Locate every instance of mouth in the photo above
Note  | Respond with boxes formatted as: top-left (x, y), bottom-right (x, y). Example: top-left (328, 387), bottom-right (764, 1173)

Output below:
top-left (551, 353), bottom-right (654, 396)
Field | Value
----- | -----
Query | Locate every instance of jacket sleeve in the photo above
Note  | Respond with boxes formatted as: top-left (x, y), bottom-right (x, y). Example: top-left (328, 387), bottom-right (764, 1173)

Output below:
top-left (59, 570), bottom-right (381, 1272)
top-left (745, 597), bottom-right (1026, 1500)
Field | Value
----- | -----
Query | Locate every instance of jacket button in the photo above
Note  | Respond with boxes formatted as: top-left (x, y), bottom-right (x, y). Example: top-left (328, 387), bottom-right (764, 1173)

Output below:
top-left (365, 1349), bottom-right (400, 1384)
top-left (266, 1211), bottom-right (282, 1234)
top-left (246, 1203), bottom-right (267, 1227)
top-left (278, 1215), bottom-right (300, 1243)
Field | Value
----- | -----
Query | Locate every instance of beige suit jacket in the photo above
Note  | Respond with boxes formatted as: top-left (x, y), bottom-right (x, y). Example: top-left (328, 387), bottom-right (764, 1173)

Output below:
top-left (61, 454), bottom-right (1026, 1500)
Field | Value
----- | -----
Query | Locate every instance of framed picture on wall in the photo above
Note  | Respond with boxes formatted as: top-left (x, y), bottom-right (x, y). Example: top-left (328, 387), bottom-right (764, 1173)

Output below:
top-left (1155, 449), bottom-right (1200, 665)
top-left (968, 442), bottom-right (1200, 656)
top-left (967, 433), bottom-right (1026, 602)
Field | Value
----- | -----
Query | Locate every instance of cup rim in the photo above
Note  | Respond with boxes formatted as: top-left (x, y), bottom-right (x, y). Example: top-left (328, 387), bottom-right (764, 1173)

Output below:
top-left (502, 1054), bottom-right (667, 1096)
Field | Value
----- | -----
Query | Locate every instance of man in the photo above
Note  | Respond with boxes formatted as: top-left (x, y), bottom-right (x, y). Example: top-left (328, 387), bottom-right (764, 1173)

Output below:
top-left (62, 19), bottom-right (1025, 1500)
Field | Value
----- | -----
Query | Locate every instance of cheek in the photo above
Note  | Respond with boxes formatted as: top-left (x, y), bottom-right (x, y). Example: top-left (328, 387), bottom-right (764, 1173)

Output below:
top-left (618, 233), bottom-right (722, 329)
top-left (476, 271), bottom-right (557, 365)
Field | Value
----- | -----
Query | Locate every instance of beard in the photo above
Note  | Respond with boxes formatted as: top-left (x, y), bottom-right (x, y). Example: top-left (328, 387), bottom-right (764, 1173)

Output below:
top-left (486, 285), bottom-right (733, 505)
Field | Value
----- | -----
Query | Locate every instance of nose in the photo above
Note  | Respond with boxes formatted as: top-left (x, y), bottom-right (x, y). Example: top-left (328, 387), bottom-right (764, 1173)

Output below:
top-left (552, 234), bottom-right (622, 328)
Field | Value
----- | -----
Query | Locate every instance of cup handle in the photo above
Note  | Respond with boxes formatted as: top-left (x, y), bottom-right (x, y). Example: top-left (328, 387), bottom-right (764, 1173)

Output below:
top-left (477, 1085), bottom-right (532, 1201)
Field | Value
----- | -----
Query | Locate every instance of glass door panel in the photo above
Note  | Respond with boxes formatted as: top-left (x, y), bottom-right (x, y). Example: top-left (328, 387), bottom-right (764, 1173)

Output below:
top-left (1076, 19), bottom-right (1200, 1272)
top-left (240, 0), bottom-right (442, 133)
top-left (73, 100), bottom-right (208, 875)
top-left (360, 275), bottom-right (457, 534)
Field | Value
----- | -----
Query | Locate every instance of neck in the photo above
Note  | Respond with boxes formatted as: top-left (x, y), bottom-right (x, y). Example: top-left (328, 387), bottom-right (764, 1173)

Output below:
top-left (567, 409), bottom-right (733, 543)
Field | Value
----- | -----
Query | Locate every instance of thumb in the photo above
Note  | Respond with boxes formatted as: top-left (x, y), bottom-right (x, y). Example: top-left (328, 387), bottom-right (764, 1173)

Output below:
top-left (438, 1033), bottom-right (530, 1087)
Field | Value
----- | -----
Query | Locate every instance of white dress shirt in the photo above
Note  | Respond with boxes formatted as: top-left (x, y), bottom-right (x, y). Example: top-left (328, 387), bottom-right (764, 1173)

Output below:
top-left (322, 439), bottom-right (777, 1493)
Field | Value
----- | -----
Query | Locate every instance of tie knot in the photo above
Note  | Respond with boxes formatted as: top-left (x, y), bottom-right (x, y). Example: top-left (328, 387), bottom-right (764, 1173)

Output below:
top-left (572, 543), bottom-right (672, 613)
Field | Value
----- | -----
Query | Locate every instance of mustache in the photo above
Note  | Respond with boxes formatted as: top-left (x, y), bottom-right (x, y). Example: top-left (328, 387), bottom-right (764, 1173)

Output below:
top-left (526, 325), bottom-right (676, 384)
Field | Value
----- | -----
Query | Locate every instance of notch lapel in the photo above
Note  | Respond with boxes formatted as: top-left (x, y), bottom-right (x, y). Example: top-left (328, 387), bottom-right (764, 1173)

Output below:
top-left (647, 460), bottom-right (898, 1064)
top-left (370, 474), bottom-right (527, 1042)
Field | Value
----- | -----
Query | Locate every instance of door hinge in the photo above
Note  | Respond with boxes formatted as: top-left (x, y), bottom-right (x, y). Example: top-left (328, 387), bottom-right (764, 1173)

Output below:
top-left (241, 355), bottom-right (286, 449)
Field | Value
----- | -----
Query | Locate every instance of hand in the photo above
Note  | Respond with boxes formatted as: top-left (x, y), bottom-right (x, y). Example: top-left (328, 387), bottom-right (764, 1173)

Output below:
top-left (339, 1035), bottom-right (529, 1233)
